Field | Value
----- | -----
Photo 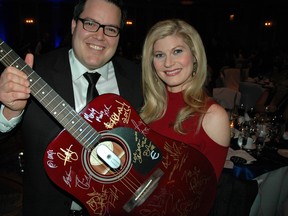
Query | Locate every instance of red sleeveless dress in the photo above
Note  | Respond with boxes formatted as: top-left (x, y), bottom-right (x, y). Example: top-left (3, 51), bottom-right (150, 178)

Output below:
top-left (149, 91), bottom-right (228, 180)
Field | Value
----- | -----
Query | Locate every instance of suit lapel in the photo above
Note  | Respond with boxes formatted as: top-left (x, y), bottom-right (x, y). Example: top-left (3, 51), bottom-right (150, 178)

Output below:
top-left (112, 58), bottom-right (133, 96)
top-left (52, 49), bottom-right (75, 109)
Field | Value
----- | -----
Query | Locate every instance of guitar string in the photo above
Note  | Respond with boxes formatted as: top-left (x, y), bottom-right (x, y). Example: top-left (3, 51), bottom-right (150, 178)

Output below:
top-left (97, 159), bottom-right (142, 194)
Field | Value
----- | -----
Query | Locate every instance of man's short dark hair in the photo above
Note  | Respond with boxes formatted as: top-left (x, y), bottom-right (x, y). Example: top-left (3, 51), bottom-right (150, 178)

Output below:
top-left (73, 0), bottom-right (127, 29)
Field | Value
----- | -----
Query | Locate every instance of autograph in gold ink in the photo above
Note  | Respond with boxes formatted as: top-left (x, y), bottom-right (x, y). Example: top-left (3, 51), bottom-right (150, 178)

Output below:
top-left (162, 141), bottom-right (188, 181)
top-left (104, 112), bottom-right (120, 129)
top-left (182, 167), bottom-right (210, 194)
top-left (116, 100), bottom-right (131, 124)
top-left (131, 119), bottom-right (150, 135)
top-left (86, 185), bottom-right (123, 215)
top-left (76, 175), bottom-right (91, 190)
top-left (57, 144), bottom-right (78, 166)
top-left (104, 100), bottom-right (131, 129)
top-left (132, 133), bottom-right (158, 164)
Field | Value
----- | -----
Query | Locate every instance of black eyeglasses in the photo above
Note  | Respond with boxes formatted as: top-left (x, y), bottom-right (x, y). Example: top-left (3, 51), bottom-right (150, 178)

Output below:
top-left (77, 18), bottom-right (120, 37)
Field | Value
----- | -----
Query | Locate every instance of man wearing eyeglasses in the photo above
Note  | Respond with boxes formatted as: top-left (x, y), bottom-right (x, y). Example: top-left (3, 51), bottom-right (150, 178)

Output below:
top-left (0, 0), bottom-right (143, 215)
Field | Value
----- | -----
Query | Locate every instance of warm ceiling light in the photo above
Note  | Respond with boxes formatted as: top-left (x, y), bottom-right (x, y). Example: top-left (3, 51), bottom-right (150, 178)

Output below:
top-left (25, 18), bottom-right (35, 24)
top-left (264, 21), bottom-right (273, 27)
top-left (126, 20), bottom-right (133, 25)
top-left (180, 0), bottom-right (194, 5)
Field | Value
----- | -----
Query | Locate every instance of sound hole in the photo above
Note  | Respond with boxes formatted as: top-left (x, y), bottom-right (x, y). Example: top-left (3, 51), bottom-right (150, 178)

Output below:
top-left (82, 133), bottom-right (132, 183)
top-left (90, 140), bottom-right (126, 175)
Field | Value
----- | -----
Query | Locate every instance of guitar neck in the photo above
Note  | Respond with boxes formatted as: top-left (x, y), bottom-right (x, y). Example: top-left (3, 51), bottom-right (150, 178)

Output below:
top-left (0, 39), bottom-right (101, 149)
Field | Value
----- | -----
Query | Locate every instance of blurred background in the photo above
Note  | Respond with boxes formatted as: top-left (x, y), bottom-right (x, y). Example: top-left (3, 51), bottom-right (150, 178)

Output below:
top-left (0, 0), bottom-right (287, 73)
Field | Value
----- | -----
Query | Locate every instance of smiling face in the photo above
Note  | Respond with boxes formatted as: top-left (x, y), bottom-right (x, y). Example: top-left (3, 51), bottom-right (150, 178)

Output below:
top-left (153, 34), bottom-right (195, 93)
top-left (71, 0), bottom-right (121, 70)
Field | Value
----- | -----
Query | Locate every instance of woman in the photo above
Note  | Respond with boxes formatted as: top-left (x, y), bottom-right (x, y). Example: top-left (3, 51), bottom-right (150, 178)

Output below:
top-left (140, 19), bottom-right (230, 180)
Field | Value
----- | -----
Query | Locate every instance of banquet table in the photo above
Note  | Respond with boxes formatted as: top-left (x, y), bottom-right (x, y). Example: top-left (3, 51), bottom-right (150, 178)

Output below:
top-left (219, 139), bottom-right (288, 216)
top-left (229, 139), bottom-right (288, 180)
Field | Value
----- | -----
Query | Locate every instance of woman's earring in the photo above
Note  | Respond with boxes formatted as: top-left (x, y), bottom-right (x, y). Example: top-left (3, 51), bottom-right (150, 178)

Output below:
top-left (192, 61), bottom-right (198, 77)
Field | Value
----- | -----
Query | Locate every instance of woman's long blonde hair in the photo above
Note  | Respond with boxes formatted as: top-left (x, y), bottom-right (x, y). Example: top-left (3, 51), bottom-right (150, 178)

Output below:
top-left (140, 19), bottom-right (208, 134)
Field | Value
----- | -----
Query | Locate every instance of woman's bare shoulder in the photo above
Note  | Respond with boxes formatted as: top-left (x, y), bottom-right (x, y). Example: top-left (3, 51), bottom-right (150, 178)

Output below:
top-left (203, 103), bottom-right (230, 147)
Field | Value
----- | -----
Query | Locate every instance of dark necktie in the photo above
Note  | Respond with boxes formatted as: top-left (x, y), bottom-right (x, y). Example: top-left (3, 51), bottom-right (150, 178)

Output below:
top-left (84, 72), bottom-right (101, 104)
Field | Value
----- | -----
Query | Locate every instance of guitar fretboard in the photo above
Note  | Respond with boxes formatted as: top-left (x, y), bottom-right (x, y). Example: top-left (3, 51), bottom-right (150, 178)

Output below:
top-left (0, 39), bottom-right (101, 149)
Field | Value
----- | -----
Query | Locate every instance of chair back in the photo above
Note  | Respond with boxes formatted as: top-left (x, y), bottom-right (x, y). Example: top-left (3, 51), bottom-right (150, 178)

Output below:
top-left (213, 87), bottom-right (241, 110)
top-left (239, 82), bottom-right (264, 109)
top-left (222, 68), bottom-right (241, 91)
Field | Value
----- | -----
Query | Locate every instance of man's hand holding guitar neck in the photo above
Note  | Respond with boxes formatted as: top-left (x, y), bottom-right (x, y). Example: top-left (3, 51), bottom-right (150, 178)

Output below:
top-left (0, 53), bottom-right (33, 120)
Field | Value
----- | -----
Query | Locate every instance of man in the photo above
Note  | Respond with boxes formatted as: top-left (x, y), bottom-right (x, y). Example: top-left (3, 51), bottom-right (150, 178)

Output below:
top-left (0, 0), bottom-right (142, 215)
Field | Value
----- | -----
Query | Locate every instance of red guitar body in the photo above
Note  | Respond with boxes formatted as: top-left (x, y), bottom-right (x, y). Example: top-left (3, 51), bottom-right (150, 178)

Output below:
top-left (43, 94), bottom-right (217, 216)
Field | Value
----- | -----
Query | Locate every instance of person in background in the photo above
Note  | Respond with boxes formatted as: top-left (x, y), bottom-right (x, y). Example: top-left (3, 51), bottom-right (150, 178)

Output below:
top-left (0, 0), bottom-right (142, 215)
top-left (255, 78), bottom-right (288, 124)
top-left (139, 19), bottom-right (230, 180)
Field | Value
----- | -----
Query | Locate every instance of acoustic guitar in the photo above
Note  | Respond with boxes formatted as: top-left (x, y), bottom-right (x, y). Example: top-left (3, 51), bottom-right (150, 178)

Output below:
top-left (0, 39), bottom-right (217, 216)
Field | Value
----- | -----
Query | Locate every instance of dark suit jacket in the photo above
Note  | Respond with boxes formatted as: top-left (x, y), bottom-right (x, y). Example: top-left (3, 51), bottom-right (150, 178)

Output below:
top-left (19, 47), bottom-right (143, 215)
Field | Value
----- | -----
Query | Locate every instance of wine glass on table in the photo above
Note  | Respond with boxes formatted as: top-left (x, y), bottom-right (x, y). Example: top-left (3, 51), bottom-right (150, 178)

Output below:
top-left (237, 126), bottom-right (248, 150)
top-left (255, 124), bottom-right (268, 156)
top-left (247, 107), bottom-right (256, 119)
top-left (238, 103), bottom-right (245, 117)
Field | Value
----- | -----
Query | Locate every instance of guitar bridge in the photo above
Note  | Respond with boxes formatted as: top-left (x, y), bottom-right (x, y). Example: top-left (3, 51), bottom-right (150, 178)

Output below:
top-left (123, 168), bottom-right (164, 213)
